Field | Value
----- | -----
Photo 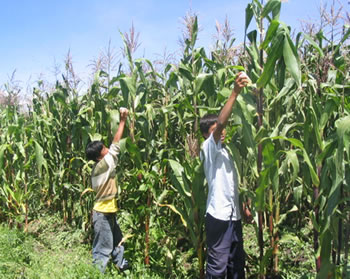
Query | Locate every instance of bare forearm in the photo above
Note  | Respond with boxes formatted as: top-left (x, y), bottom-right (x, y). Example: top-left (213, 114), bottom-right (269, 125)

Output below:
top-left (213, 90), bottom-right (239, 142)
top-left (113, 119), bottom-right (126, 143)
top-left (212, 72), bottom-right (248, 142)
top-left (113, 107), bottom-right (129, 143)
top-left (217, 90), bottom-right (239, 129)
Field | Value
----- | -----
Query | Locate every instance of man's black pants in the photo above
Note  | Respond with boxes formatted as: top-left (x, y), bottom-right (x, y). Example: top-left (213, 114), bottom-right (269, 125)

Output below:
top-left (205, 213), bottom-right (245, 279)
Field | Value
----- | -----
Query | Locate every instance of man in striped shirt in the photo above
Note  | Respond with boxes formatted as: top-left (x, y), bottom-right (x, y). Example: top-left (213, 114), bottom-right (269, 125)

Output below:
top-left (85, 107), bottom-right (129, 273)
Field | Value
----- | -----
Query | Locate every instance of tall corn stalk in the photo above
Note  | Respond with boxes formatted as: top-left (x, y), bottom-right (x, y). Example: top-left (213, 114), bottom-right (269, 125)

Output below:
top-left (245, 0), bottom-right (302, 276)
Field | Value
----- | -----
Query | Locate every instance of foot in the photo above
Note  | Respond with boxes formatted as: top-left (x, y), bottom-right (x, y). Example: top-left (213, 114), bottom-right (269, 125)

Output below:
top-left (116, 258), bottom-right (129, 272)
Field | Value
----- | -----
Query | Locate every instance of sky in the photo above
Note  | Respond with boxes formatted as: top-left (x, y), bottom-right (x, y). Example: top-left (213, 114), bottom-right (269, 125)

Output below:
top-left (0, 0), bottom-right (348, 90)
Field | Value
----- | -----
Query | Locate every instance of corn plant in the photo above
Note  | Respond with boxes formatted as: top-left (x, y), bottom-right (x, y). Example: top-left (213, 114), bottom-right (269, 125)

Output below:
top-left (243, 0), bottom-right (304, 276)
top-left (296, 21), bottom-right (350, 277)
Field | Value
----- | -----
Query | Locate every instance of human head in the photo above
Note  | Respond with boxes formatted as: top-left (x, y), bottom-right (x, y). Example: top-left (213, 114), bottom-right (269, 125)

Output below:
top-left (200, 114), bottom-right (227, 142)
top-left (86, 141), bottom-right (108, 162)
top-left (200, 114), bottom-right (218, 139)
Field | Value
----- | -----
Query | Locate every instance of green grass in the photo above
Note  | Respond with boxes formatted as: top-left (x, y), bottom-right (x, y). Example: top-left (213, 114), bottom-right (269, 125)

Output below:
top-left (0, 215), bottom-right (103, 279)
top-left (0, 214), bottom-right (195, 279)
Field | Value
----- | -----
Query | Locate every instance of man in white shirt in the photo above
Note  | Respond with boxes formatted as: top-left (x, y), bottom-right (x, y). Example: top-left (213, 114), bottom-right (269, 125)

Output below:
top-left (200, 72), bottom-right (250, 279)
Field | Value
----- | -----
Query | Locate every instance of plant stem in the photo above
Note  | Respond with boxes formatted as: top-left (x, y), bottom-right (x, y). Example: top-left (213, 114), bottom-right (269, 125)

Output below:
top-left (314, 166), bottom-right (321, 272)
top-left (274, 202), bottom-right (280, 274)
top-left (257, 4), bottom-right (265, 276)
top-left (144, 189), bottom-right (151, 266)
top-left (343, 210), bottom-right (350, 278)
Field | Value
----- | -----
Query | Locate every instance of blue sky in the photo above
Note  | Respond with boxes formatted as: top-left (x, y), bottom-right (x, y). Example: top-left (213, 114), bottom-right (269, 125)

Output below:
top-left (0, 0), bottom-right (347, 89)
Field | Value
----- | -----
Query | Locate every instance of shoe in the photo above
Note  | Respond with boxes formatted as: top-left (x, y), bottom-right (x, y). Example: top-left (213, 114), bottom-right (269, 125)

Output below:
top-left (118, 258), bottom-right (129, 272)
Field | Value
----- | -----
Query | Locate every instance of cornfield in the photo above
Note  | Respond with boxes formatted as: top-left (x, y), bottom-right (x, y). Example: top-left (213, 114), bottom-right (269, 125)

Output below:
top-left (0, 1), bottom-right (349, 278)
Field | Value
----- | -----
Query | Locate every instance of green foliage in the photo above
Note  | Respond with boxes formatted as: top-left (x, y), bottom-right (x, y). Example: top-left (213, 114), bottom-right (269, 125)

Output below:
top-left (0, 218), bottom-right (103, 279)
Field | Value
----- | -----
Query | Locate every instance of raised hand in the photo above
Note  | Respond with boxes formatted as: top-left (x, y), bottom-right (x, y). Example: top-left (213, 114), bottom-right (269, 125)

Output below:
top-left (119, 107), bottom-right (129, 120)
top-left (234, 72), bottom-right (251, 94)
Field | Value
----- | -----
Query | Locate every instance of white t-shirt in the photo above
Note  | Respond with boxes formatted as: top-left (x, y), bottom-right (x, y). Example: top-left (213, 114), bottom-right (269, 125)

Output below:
top-left (200, 133), bottom-right (241, 221)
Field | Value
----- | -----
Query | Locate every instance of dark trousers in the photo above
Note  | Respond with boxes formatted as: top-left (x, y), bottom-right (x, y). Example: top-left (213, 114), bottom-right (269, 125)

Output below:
top-left (205, 213), bottom-right (245, 279)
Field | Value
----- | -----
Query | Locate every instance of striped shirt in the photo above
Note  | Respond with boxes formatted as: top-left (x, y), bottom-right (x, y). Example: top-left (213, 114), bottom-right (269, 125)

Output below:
top-left (91, 143), bottom-right (120, 213)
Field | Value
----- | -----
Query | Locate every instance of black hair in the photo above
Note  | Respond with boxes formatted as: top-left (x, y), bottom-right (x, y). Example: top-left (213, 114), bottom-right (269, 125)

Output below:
top-left (86, 141), bottom-right (104, 162)
top-left (199, 114), bottom-right (218, 136)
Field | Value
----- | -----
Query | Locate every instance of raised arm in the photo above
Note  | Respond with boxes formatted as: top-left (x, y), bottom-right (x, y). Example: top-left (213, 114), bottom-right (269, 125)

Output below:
top-left (113, 107), bottom-right (129, 143)
top-left (213, 72), bottom-right (249, 143)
